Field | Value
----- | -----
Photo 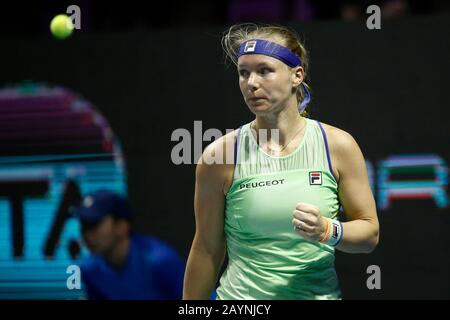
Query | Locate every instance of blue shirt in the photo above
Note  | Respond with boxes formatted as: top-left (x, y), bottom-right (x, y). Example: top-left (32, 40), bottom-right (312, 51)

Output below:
top-left (80, 233), bottom-right (185, 300)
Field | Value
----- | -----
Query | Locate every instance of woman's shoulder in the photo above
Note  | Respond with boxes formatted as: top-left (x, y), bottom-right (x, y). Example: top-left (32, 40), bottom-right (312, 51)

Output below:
top-left (196, 129), bottom-right (239, 195)
top-left (199, 129), bottom-right (240, 166)
top-left (316, 121), bottom-right (358, 152)
top-left (316, 121), bottom-right (363, 181)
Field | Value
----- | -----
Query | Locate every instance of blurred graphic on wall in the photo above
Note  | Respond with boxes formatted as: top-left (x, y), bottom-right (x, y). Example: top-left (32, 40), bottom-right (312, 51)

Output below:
top-left (0, 83), bottom-right (127, 299)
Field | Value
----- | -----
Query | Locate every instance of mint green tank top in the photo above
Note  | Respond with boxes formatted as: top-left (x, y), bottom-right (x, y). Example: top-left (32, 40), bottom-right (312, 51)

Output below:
top-left (216, 118), bottom-right (342, 300)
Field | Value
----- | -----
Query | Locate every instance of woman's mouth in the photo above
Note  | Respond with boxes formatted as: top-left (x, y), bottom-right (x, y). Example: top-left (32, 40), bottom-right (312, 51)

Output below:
top-left (248, 97), bottom-right (265, 102)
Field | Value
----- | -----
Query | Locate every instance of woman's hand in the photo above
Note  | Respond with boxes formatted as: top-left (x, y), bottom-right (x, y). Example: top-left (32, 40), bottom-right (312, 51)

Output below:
top-left (292, 202), bottom-right (327, 242)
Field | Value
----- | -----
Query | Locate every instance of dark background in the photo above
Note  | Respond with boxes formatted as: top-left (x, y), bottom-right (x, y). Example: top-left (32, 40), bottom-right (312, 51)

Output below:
top-left (2, 1), bottom-right (450, 299)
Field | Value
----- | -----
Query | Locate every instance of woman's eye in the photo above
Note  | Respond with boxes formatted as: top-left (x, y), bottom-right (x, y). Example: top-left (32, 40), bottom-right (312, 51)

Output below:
top-left (239, 70), bottom-right (249, 77)
top-left (260, 68), bottom-right (271, 74)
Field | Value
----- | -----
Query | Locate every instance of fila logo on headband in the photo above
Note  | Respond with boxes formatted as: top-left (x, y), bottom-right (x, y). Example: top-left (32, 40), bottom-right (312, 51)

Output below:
top-left (244, 40), bottom-right (257, 53)
top-left (309, 171), bottom-right (322, 185)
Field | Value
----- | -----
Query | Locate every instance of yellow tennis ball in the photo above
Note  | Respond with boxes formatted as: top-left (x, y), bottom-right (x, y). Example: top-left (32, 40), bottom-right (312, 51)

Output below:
top-left (50, 14), bottom-right (74, 40)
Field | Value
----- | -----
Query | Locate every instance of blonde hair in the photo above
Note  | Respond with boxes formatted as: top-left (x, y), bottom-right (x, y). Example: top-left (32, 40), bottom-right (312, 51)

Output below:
top-left (221, 23), bottom-right (311, 117)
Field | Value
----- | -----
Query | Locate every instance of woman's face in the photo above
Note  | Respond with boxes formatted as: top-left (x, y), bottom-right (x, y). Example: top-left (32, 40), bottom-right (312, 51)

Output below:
top-left (238, 52), bottom-right (300, 115)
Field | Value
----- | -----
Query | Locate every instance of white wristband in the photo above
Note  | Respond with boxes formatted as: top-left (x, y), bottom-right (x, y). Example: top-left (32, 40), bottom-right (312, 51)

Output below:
top-left (321, 218), bottom-right (343, 247)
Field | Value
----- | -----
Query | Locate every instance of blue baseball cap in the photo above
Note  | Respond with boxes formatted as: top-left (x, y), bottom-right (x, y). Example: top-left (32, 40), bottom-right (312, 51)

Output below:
top-left (76, 190), bottom-right (132, 224)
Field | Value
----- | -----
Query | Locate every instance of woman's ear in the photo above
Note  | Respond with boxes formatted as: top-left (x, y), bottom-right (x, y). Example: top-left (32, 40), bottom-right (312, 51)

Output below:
top-left (292, 66), bottom-right (304, 88)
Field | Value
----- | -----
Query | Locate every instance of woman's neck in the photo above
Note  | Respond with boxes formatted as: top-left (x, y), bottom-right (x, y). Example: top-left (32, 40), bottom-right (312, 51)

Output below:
top-left (253, 106), bottom-right (305, 145)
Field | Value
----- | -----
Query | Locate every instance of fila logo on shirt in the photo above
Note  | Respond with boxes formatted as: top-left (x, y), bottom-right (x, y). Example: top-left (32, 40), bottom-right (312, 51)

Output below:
top-left (309, 171), bottom-right (322, 185)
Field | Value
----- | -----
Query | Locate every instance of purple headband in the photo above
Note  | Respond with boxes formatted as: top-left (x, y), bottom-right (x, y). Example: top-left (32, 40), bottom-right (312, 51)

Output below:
top-left (238, 39), bottom-right (311, 112)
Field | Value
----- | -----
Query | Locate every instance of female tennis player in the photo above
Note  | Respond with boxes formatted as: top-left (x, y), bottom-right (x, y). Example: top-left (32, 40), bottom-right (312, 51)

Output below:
top-left (183, 23), bottom-right (379, 300)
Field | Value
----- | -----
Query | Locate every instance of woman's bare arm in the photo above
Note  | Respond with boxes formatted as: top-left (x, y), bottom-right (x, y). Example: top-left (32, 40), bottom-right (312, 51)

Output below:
top-left (183, 133), bottom-right (235, 299)
top-left (333, 129), bottom-right (380, 253)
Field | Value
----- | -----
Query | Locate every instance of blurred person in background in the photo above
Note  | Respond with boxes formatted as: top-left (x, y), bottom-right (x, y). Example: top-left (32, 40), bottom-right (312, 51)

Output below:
top-left (77, 190), bottom-right (184, 300)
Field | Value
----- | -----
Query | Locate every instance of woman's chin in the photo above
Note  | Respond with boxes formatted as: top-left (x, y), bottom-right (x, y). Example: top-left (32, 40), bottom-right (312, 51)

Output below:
top-left (247, 102), bottom-right (271, 114)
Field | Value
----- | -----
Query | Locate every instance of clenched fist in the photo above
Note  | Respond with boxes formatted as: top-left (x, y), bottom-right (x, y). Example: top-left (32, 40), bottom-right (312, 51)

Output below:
top-left (292, 202), bottom-right (327, 242)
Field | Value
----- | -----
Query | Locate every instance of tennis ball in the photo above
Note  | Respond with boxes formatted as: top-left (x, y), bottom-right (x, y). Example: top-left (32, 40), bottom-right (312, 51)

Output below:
top-left (50, 14), bottom-right (74, 40)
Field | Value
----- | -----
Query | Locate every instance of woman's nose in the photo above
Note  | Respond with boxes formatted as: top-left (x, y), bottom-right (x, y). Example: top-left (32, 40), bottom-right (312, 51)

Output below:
top-left (247, 72), bottom-right (259, 90)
